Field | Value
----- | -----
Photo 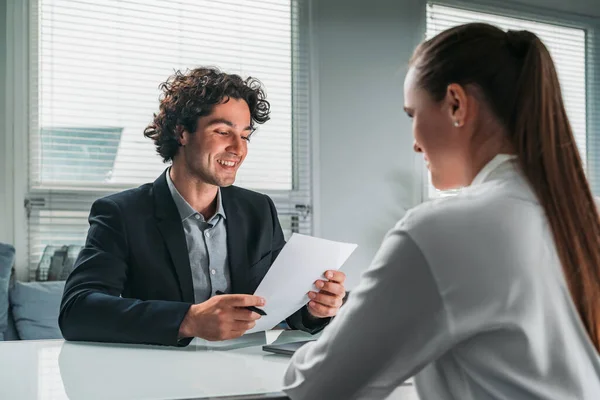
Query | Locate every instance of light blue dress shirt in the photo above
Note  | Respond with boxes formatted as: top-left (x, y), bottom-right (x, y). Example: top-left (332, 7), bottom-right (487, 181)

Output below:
top-left (166, 170), bottom-right (231, 303)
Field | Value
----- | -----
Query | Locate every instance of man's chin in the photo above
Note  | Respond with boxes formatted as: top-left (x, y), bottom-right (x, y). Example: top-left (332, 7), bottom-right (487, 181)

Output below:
top-left (214, 177), bottom-right (237, 187)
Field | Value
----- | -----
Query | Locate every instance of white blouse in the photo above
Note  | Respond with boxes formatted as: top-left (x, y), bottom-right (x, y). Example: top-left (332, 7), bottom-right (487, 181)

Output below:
top-left (283, 155), bottom-right (600, 400)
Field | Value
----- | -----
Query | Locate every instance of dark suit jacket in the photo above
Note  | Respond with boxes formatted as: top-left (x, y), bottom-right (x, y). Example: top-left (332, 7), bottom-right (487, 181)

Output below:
top-left (59, 170), bottom-right (327, 346)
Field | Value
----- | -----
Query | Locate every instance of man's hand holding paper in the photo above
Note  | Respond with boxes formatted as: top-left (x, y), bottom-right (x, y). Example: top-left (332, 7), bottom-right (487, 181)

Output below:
top-left (307, 270), bottom-right (347, 318)
top-left (246, 234), bottom-right (357, 334)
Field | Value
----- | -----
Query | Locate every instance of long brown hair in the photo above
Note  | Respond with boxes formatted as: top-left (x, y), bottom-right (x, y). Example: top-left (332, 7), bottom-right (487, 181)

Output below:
top-left (411, 23), bottom-right (600, 352)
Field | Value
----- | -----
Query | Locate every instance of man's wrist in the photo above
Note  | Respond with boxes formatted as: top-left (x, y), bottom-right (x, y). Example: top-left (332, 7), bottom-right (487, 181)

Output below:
top-left (302, 306), bottom-right (329, 329)
top-left (178, 304), bottom-right (195, 338)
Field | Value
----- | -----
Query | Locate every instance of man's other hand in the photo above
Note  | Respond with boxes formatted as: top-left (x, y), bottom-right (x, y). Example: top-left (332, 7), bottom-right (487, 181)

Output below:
top-left (307, 270), bottom-right (346, 318)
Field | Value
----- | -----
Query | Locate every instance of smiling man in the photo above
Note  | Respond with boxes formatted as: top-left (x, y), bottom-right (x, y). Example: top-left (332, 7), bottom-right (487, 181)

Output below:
top-left (58, 68), bottom-right (346, 346)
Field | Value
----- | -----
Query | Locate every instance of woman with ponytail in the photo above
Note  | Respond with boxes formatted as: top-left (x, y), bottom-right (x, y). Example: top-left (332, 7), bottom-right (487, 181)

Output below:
top-left (283, 23), bottom-right (600, 399)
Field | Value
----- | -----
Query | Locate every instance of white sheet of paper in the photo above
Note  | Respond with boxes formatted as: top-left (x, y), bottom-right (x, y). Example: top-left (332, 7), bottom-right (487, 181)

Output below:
top-left (246, 233), bottom-right (357, 334)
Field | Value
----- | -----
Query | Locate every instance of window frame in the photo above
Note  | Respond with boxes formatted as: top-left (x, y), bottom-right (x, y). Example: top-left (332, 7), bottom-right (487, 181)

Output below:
top-left (423, 0), bottom-right (600, 201)
top-left (7, 0), bottom-right (30, 281)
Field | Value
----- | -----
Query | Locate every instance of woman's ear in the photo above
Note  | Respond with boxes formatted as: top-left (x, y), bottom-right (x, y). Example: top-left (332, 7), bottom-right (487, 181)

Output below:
top-left (445, 83), bottom-right (468, 128)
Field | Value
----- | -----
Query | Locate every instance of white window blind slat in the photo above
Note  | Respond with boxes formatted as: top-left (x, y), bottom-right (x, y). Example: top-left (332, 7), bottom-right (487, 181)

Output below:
top-left (27, 0), bottom-right (312, 276)
top-left (426, 4), bottom-right (587, 199)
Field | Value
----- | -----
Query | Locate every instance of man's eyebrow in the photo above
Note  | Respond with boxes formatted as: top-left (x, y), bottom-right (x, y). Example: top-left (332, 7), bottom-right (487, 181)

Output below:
top-left (206, 118), bottom-right (253, 131)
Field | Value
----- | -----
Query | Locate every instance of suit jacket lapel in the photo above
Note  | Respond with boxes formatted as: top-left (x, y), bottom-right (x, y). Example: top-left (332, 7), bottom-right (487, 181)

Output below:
top-left (152, 170), bottom-right (195, 303)
top-left (221, 187), bottom-right (251, 294)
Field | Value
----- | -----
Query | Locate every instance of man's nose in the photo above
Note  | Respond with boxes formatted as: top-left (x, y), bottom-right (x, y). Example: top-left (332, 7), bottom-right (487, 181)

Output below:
top-left (413, 141), bottom-right (423, 153)
top-left (227, 134), bottom-right (245, 154)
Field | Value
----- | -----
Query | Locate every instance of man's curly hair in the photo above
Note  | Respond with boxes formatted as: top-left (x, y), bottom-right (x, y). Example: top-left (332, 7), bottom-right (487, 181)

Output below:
top-left (144, 67), bottom-right (271, 162)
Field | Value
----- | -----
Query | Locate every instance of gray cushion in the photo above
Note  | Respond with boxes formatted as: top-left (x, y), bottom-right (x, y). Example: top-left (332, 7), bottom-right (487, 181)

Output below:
top-left (0, 243), bottom-right (16, 341)
top-left (4, 306), bottom-right (20, 340)
top-left (10, 281), bottom-right (65, 340)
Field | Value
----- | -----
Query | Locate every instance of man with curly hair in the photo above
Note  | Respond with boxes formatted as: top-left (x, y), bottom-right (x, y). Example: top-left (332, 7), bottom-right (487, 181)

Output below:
top-left (58, 67), bottom-right (346, 346)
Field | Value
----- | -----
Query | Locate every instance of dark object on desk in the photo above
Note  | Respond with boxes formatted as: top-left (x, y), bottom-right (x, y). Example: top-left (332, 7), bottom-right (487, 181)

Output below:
top-left (262, 340), bottom-right (314, 356)
top-left (215, 291), bottom-right (267, 316)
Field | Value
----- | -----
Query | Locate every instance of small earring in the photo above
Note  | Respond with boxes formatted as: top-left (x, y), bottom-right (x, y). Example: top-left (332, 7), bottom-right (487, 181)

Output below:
top-left (453, 121), bottom-right (460, 127)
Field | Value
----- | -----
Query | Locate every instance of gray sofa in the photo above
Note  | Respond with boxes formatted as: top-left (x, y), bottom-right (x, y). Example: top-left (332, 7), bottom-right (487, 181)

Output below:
top-left (0, 243), bottom-right (64, 341)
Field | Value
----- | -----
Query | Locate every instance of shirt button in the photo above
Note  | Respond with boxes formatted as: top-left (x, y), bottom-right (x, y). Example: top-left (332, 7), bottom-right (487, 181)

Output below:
top-left (194, 214), bottom-right (201, 220)
top-left (205, 231), bottom-right (211, 238)
top-left (211, 269), bottom-right (216, 275)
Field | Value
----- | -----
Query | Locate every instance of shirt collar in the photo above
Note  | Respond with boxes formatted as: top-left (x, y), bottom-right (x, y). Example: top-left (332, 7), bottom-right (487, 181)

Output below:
top-left (165, 168), bottom-right (226, 222)
top-left (470, 154), bottom-right (518, 187)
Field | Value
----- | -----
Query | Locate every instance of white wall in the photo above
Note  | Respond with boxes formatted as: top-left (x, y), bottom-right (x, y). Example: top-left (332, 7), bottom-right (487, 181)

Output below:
top-left (310, 0), bottom-right (426, 288)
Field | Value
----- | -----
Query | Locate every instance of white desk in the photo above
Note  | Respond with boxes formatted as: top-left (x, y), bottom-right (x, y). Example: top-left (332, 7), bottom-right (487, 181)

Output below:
top-left (0, 330), bottom-right (418, 399)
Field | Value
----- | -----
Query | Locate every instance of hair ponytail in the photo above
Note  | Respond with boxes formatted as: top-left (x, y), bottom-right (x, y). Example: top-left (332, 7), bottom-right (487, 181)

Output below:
top-left (412, 23), bottom-right (600, 352)
top-left (510, 32), bottom-right (600, 350)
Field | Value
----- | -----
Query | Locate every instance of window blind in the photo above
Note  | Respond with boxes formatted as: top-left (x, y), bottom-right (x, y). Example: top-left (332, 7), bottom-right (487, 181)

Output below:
top-left (27, 0), bottom-right (312, 276)
top-left (426, 3), bottom-right (587, 199)
top-left (587, 27), bottom-right (600, 195)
